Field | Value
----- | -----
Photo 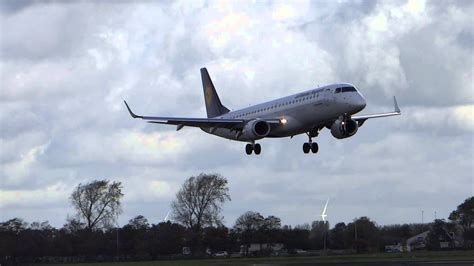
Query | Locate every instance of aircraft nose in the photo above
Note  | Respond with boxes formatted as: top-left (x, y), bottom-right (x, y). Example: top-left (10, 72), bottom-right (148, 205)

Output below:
top-left (358, 98), bottom-right (366, 109)
top-left (354, 96), bottom-right (366, 112)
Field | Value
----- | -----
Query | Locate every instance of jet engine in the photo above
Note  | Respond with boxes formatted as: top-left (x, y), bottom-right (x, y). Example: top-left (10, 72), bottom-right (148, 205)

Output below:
top-left (240, 120), bottom-right (271, 140)
top-left (330, 116), bottom-right (358, 139)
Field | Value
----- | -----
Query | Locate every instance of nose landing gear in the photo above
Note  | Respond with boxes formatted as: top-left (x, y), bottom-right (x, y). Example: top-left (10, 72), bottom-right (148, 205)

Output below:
top-left (303, 131), bottom-right (319, 154)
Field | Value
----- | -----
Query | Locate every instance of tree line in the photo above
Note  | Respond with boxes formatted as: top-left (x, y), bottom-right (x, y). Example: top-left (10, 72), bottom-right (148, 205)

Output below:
top-left (1, 174), bottom-right (472, 264)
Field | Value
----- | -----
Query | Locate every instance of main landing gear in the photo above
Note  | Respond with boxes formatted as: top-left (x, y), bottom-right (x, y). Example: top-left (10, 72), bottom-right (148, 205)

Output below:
top-left (303, 131), bottom-right (319, 154)
top-left (245, 142), bottom-right (261, 155)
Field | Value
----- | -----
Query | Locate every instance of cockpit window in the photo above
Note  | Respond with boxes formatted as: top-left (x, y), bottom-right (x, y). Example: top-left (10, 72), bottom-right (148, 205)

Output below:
top-left (341, 86), bottom-right (356, 93)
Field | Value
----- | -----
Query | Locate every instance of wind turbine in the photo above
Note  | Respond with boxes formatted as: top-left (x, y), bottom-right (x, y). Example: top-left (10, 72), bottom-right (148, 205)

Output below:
top-left (321, 197), bottom-right (330, 252)
top-left (321, 198), bottom-right (329, 222)
top-left (163, 210), bottom-right (171, 223)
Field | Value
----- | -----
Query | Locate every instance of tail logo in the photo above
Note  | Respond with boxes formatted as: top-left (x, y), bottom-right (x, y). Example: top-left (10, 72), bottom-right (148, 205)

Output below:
top-left (205, 86), bottom-right (213, 105)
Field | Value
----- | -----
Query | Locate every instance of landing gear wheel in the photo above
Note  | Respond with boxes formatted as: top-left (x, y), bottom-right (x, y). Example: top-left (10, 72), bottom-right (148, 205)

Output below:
top-left (245, 144), bottom-right (253, 155)
top-left (311, 142), bottom-right (319, 153)
top-left (254, 143), bottom-right (261, 155)
top-left (303, 143), bottom-right (311, 153)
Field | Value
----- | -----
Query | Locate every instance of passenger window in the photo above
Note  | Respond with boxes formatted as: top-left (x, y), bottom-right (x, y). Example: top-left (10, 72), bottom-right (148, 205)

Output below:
top-left (335, 88), bottom-right (341, 93)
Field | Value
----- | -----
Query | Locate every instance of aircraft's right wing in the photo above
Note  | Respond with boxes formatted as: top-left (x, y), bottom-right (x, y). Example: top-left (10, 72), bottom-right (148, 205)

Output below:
top-left (124, 101), bottom-right (281, 131)
top-left (352, 96), bottom-right (401, 127)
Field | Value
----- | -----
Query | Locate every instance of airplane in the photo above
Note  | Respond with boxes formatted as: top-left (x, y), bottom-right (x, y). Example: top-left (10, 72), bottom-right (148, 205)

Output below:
top-left (124, 68), bottom-right (401, 155)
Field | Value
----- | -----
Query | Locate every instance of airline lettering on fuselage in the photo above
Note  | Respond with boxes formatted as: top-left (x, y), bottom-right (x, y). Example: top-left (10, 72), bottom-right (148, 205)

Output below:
top-left (295, 87), bottom-right (326, 99)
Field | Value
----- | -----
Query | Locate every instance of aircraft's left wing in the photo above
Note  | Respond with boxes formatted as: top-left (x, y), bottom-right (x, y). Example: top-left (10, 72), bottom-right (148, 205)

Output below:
top-left (124, 101), bottom-right (280, 131)
top-left (352, 96), bottom-right (401, 127)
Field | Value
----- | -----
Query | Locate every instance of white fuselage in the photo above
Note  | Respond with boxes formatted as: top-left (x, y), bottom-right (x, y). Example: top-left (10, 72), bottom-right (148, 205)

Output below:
top-left (202, 83), bottom-right (367, 141)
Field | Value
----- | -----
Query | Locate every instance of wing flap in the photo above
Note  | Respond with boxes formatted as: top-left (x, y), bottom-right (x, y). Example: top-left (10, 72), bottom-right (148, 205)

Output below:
top-left (125, 101), bottom-right (282, 130)
top-left (147, 119), bottom-right (243, 129)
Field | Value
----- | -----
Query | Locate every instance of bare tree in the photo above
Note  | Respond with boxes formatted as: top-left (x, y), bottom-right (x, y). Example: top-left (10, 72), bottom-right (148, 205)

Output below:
top-left (449, 197), bottom-right (474, 248)
top-left (171, 173), bottom-right (230, 231)
top-left (63, 216), bottom-right (85, 233)
top-left (0, 218), bottom-right (28, 234)
top-left (126, 215), bottom-right (150, 230)
top-left (234, 211), bottom-right (264, 255)
top-left (234, 211), bottom-right (281, 255)
top-left (70, 180), bottom-right (123, 231)
top-left (234, 211), bottom-right (265, 232)
top-left (263, 215), bottom-right (281, 230)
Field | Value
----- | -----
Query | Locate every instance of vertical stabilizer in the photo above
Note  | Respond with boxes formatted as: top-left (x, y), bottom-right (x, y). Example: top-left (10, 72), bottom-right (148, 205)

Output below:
top-left (201, 68), bottom-right (230, 118)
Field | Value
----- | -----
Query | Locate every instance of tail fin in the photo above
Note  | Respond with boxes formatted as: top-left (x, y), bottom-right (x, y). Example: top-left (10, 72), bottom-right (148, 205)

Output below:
top-left (201, 68), bottom-right (230, 118)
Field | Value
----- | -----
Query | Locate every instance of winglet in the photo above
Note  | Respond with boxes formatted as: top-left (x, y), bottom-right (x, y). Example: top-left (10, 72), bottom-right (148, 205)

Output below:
top-left (124, 100), bottom-right (139, 118)
top-left (393, 96), bottom-right (401, 113)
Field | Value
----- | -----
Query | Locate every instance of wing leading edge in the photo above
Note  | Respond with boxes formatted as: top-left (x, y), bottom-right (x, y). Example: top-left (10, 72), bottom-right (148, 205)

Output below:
top-left (124, 101), bottom-right (280, 130)
top-left (352, 96), bottom-right (401, 126)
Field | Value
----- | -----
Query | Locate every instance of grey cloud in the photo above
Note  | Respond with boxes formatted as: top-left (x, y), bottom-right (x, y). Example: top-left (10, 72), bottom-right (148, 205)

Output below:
top-left (0, 0), bottom-right (37, 15)
top-left (397, 13), bottom-right (473, 106)
top-left (0, 102), bottom-right (48, 139)
top-left (306, 0), bottom-right (378, 24)
top-left (456, 29), bottom-right (474, 50)
top-left (0, 130), bottom-right (49, 164)
top-left (0, 2), bottom-right (123, 61)
top-left (1, 4), bottom-right (79, 60)
top-left (299, 0), bottom-right (473, 107)
top-left (1, 1), bottom-right (472, 228)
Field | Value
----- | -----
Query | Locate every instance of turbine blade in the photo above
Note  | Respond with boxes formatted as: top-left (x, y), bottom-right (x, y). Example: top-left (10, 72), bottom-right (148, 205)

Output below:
top-left (163, 210), bottom-right (171, 222)
top-left (322, 197), bottom-right (329, 215)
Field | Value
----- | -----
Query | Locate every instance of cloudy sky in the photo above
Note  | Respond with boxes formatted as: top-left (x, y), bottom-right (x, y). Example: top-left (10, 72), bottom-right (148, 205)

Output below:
top-left (0, 0), bottom-right (472, 229)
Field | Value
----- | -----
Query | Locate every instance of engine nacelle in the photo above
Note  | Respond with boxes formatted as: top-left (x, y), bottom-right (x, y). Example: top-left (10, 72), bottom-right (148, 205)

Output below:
top-left (240, 120), bottom-right (271, 140)
top-left (330, 117), bottom-right (358, 139)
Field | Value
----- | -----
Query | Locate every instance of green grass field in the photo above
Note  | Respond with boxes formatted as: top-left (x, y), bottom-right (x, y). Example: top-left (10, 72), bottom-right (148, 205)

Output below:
top-left (42, 250), bottom-right (474, 266)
